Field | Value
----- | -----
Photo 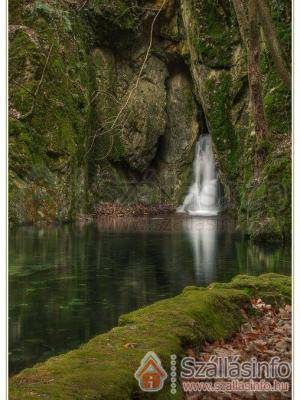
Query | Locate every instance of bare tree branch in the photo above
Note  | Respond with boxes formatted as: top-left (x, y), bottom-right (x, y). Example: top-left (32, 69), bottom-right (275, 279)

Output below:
top-left (108, 0), bottom-right (167, 134)
top-left (85, 0), bottom-right (168, 158)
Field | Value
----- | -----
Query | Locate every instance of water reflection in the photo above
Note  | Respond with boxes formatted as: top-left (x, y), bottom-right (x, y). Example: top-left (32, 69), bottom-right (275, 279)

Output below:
top-left (182, 217), bottom-right (218, 283)
top-left (9, 216), bottom-right (290, 375)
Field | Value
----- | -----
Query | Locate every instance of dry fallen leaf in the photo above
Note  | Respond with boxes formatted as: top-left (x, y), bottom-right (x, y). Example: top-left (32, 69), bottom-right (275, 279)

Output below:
top-left (184, 299), bottom-right (291, 400)
top-left (124, 342), bottom-right (137, 349)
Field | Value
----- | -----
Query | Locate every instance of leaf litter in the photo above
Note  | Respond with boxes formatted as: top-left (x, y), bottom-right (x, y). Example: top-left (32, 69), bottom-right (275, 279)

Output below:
top-left (183, 299), bottom-right (292, 400)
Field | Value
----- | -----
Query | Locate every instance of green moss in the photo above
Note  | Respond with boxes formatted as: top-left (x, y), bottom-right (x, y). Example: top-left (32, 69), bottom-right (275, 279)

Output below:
top-left (10, 273), bottom-right (290, 399)
top-left (210, 273), bottom-right (291, 305)
top-left (32, 2), bottom-right (54, 19)
top-left (269, 0), bottom-right (291, 56)
top-left (10, 288), bottom-right (249, 399)
top-left (239, 149), bottom-right (291, 242)
top-left (190, 0), bottom-right (239, 67)
top-left (90, 0), bottom-right (148, 34)
top-left (205, 73), bottom-right (238, 181)
top-left (187, 0), bottom-right (291, 242)
top-left (9, 0), bottom-right (94, 223)
top-left (264, 76), bottom-right (291, 134)
top-left (237, 89), bottom-right (291, 242)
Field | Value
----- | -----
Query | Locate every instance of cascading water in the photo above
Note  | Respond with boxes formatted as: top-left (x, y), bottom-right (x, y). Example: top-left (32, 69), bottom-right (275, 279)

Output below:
top-left (177, 135), bottom-right (219, 216)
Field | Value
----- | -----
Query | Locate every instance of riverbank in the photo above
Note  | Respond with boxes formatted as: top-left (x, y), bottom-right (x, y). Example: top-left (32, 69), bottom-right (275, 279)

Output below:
top-left (10, 273), bottom-right (291, 400)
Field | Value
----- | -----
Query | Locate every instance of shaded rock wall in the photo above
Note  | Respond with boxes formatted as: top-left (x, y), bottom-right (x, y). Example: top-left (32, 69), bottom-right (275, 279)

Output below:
top-left (9, 0), bottom-right (94, 223)
top-left (90, 43), bottom-right (201, 205)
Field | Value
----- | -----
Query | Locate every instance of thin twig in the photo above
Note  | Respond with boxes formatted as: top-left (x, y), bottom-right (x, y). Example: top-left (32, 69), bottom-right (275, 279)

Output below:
top-left (19, 42), bottom-right (54, 119)
top-left (84, 0), bottom-right (168, 158)
top-left (34, 42), bottom-right (54, 97)
top-left (12, 80), bottom-right (36, 98)
top-left (109, 0), bottom-right (167, 132)
top-left (78, 0), bottom-right (88, 12)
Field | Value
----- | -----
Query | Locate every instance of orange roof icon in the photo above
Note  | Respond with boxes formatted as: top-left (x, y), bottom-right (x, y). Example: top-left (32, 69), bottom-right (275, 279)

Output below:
top-left (135, 351), bottom-right (168, 392)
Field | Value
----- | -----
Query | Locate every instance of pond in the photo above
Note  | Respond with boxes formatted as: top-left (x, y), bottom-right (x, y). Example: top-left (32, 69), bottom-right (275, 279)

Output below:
top-left (9, 215), bottom-right (291, 375)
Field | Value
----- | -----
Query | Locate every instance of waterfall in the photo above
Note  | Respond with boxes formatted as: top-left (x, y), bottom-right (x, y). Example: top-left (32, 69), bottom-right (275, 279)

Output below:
top-left (177, 135), bottom-right (219, 216)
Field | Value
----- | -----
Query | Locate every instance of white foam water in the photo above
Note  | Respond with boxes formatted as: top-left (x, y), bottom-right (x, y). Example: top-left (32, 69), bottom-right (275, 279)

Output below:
top-left (177, 135), bottom-right (219, 217)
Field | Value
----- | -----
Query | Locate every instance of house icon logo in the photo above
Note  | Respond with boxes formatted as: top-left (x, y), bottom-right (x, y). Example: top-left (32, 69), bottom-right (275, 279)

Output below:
top-left (134, 351), bottom-right (168, 392)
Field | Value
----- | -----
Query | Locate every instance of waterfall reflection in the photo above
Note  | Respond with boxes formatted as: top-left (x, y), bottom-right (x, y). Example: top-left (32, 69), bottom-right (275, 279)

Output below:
top-left (182, 217), bottom-right (217, 284)
top-left (9, 217), bottom-right (290, 375)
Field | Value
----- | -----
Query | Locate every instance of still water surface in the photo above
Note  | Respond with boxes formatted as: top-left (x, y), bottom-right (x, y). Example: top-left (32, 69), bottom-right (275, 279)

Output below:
top-left (9, 215), bottom-right (291, 374)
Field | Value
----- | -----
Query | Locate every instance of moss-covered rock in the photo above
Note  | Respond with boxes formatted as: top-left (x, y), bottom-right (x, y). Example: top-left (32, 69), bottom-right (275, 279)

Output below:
top-left (9, 0), bottom-right (94, 223)
top-left (10, 288), bottom-right (248, 399)
top-left (89, 0), bottom-right (148, 34)
top-left (210, 273), bottom-right (291, 305)
top-left (9, 273), bottom-right (290, 399)
top-left (240, 146), bottom-right (291, 242)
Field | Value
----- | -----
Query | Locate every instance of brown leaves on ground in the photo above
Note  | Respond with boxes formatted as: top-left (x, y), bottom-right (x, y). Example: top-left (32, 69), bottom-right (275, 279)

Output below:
top-left (183, 299), bottom-right (292, 400)
top-left (95, 202), bottom-right (174, 217)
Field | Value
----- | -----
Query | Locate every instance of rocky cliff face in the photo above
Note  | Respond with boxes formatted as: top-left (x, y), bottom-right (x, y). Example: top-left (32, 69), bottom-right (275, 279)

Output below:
top-left (9, 0), bottom-right (291, 241)
top-left (9, 0), bottom-right (94, 223)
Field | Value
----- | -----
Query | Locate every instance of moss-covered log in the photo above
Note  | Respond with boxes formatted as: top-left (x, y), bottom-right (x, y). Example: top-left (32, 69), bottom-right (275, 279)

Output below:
top-left (10, 273), bottom-right (291, 400)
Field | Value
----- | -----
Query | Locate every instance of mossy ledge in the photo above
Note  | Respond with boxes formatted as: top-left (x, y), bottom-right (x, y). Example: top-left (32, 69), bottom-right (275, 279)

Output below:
top-left (10, 273), bottom-right (290, 400)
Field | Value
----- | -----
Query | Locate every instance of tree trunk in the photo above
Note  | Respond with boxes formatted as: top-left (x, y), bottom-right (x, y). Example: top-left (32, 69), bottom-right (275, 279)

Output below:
top-left (248, 0), bottom-right (269, 139)
top-left (256, 0), bottom-right (291, 88)
top-left (231, 0), bottom-right (249, 45)
top-left (232, 0), bottom-right (269, 139)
